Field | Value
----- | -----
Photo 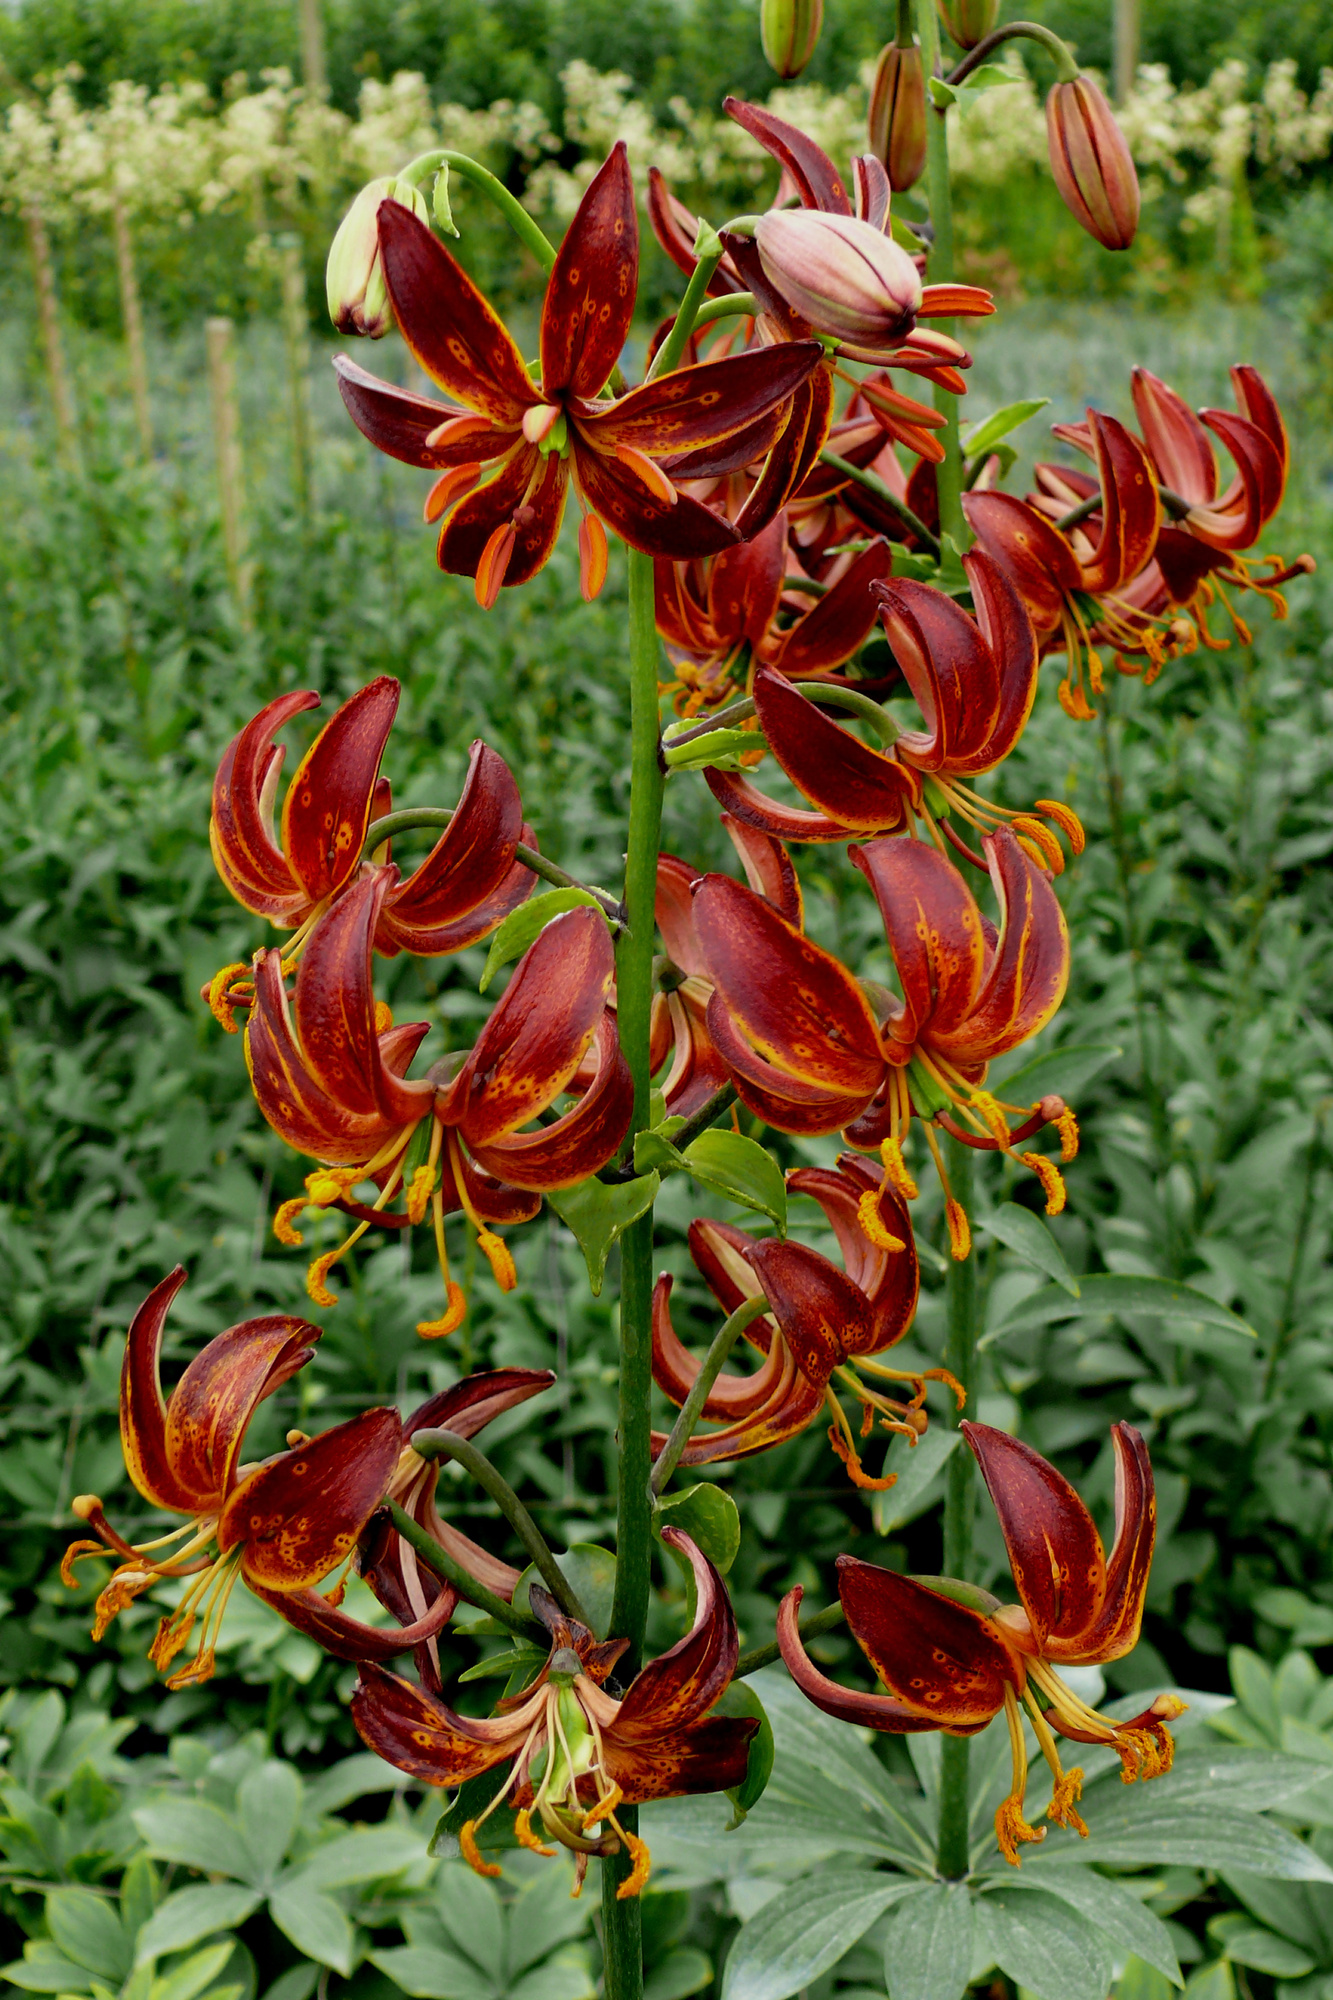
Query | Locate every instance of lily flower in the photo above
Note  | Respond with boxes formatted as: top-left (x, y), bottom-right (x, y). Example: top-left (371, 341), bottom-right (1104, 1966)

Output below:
top-left (245, 877), bottom-right (632, 1334)
top-left (962, 409), bottom-right (1161, 719)
top-left (779, 1421), bottom-right (1185, 1865)
top-left (334, 143), bottom-right (824, 607)
top-left (654, 509), bottom-right (893, 713)
top-left (652, 1154), bottom-right (951, 1488)
top-left (350, 1528), bottom-right (756, 1897)
top-left (706, 553), bottom-right (1084, 871)
top-left (207, 675), bottom-right (535, 1027)
top-left (61, 1267), bottom-right (438, 1688)
top-left (694, 825), bottom-right (1074, 1255)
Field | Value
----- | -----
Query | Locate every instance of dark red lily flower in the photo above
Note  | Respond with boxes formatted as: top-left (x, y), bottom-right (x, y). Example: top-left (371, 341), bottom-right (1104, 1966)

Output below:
top-left (654, 509), bottom-right (893, 713)
top-left (779, 1421), bottom-right (1185, 1865)
top-left (206, 675), bottom-right (535, 1028)
top-left (351, 1528), bottom-right (755, 1898)
top-left (244, 876), bottom-right (631, 1333)
top-left (963, 409), bottom-right (1161, 718)
top-left (652, 1154), bottom-right (949, 1488)
top-left (334, 144), bottom-right (823, 606)
top-left (62, 1267), bottom-right (436, 1688)
top-left (695, 825), bottom-right (1074, 1255)
top-left (706, 553), bottom-right (1083, 871)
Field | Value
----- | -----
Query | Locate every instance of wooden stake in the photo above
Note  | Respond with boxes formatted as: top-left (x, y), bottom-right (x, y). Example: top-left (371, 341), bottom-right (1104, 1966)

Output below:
top-left (1112, 0), bottom-right (1140, 104)
top-left (205, 315), bottom-right (252, 622)
top-left (110, 199), bottom-right (152, 457)
top-left (279, 237), bottom-right (313, 519)
top-left (296, 0), bottom-right (329, 97)
top-left (25, 200), bottom-right (80, 470)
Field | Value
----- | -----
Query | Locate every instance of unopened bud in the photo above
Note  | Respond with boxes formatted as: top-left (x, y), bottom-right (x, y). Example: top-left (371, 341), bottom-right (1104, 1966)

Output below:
top-left (761, 0), bottom-right (824, 78)
top-left (936, 0), bottom-right (999, 48)
top-left (1046, 76), bottom-right (1140, 252)
top-left (754, 209), bottom-right (922, 357)
top-left (326, 175), bottom-right (430, 338)
top-left (869, 41), bottom-right (928, 193)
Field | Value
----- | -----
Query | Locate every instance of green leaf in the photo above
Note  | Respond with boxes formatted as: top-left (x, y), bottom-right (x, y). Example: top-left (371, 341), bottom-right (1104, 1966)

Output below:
top-left (258, 1969), bottom-right (318, 2000)
top-left (976, 1203), bottom-right (1079, 1295)
top-left (431, 1861), bottom-right (506, 1983)
top-left (509, 1949), bottom-right (596, 2000)
top-left (506, 1863), bottom-right (593, 1977)
top-left (1009, 1866), bottom-right (1182, 1984)
top-left (235, 1761), bottom-right (301, 1885)
top-left (992, 1274), bottom-right (1255, 1339)
top-left (513, 1545), bottom-right (618, 1640)
top-left (267, 1882), bottom-right (355, 1976)
top-left (134, 1887), bottom-right (263, 1966)
top-left (431, 1766), bottom-right (515, 1848)
top-left (872, 1427), bottom-right (962, 1533)
top-left (2, 1941), bottom-right (95, 1993)
top-left (1253, 1589), bottom-right (1333, 1646)
top-left (978, 1886), bottom-right (1115, 2000)
top-left (148, 1941), bottom-right (238, 2000)
top-left (132, 1801), bottom-right (254, 1884)
top-left (996, 1041), bottom-right (1123, 1101)
top-left (655, 1484), bottom-right (741, 1572)
top-left (366, 1946), bottom-right (489, 2000)
top-left (681, 1130), bottom-right (787, 1233)
top-left (662, 726), bottom-right (762, 771)
top-left (45, 1887), bottom-right (132, 1983)
top-left (643, 1949), bottom-right (713, 2000)
top-left (710, 1682), bottom-right (774, 1823)
top-left (1061, 1802), bottom-right (1333, 1877)
top-left (303, 1754), bottom-right (403, 1818)
top-left (721, 1875), bottom-right (923, 2000)
top-left (286, 1824), bottom-right (425, 1889)
top-left (1182, 1964), bottom-right (1236, 2000)
top-left (458, 1643), bottom-right (549, 1683)
top-left (1114, 1959), bottom-right (1180, 2000)
top-left (479, 888), bottom-right (605, 993)
top-left (964, 399), bottom-right (1051, 460)
top-left (1208, 1912), bottom-right (1315, 1976)
top-left (883, 1880), bottom-right (972, 2000)
top-left (547, 1172), bottom-right (659, 1296)
top-left (1092, 1745), bottom-right (1326, 1815)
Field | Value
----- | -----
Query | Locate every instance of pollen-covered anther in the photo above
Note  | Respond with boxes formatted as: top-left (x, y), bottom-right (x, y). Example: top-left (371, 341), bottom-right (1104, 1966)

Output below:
top-left (1047, 1767), bottom-right (1089, 1837)
top-left (207, 962), bottom-right (251, 1033)
top-left (405, 1162), bottom-right (437, 1225)
top-left (306, 1168), bottom-right (358, 1207)
top-left (522, 403), bottom-right (562, 445)
top-left (273, 1199), bottom-right (308, 1246)
top-left (946, 1198), bottom-right (971, 1260)
top-left (1088, 654), bottom-right (1105, 695)
top-left (615, 1829), bottom-right (652, 1900)
top-left (373, 1000), bottom-right (394, 1032)
top-left (1034, 799), bottom-right (1086, 853)
top-left (1022, 1152), bottom-right (1066, 1215)
top-left (856, 1187), bottom-right (906, 1252)
top-left (827, 1421), bottom-right (896, 1490)
top-left (458, 1821), bottom-right (503, 1879)
top-left (515, 1809), bottom-right (557, 1856)
top-left (306, 1247), bottom-right (346, 1308)
top-left (879, 1135), bottom-right (919, 1201)
top-left (967, 1089), bottom-right (1012, 1147)
top-left (478, 1230), bottom-right (517, 1292)
top-left (1010, 816), bottom-right (1065, 873)
top-left (582, 1783), bottom-right (623, 1832)
top-left (1052, 1105), bottom-right (1080, 1162)
top-left (417, 1281), bottom-right (468, 1340)
top-left (995, 1794), bottom-right (1046, 1867)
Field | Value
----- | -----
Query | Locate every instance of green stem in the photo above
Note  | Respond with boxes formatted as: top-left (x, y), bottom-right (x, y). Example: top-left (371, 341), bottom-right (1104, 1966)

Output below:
top-left (384, 1500), bottom-right (539, 1639)
top-left (690, 292), bottom-right (758, 330)
top-left (820, 450), bottom-right (942, 557)
top-left (650, 1295), bottom-right (771, 1495)
top-left (602, 545), bottom-right (665, 1997)
top-left (398, 148), bottom-right (558, 271)
top-left (363, 808), bottom-right (622, 917)
top-left (735, 1602), bottom-right (846, 1677)
top-left (937, 1133), bottom-right (977, 1877)
top-left (649, 236), bottom-right (724, 379)
top-left (655, 1080), bottom-right (738, 1154)
top-left (945, 22), bottom-right (1080, 86)
top-left (917, 0), bottom-right (966, 551)
top-left (409, 1428), bottom-right (591, 1626)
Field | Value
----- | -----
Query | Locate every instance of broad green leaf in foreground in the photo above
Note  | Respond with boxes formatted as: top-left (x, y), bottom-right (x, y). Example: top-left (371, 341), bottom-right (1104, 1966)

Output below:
top-left (721, 1874), bottom-right (923, 2000)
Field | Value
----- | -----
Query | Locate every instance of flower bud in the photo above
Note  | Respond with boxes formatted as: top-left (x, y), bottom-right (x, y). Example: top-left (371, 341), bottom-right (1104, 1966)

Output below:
top-left (936, 0), bottom-right (999, 48)
top-left (760, 0), bottom-right (824, 78)
top-left (869, 41), bottom-right (928, 192)
top-left (326, 175), bottom-right (430, 337)
top-left (1046, 75), bottom-right (1140, 252)
top-left (754, 210), bottom-right (923, 355)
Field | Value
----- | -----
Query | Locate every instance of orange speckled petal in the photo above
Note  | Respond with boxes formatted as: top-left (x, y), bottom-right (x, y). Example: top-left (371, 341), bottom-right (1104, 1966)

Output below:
top-left (164, 1313), bottom-right (321, 1505)
top-left (838, 1556), bottom-right (1023, 1726)
top-left (222, 1406), bottom-right (403, 1590)
top-left (280, 677), bottom-right (399, 906)
top-left (961, 1420), bottom-right (1107, 1655)
top-left (849, 836), bottom-right (987, 1047)
top-left (351, 1661), bottom-right (528, 1786)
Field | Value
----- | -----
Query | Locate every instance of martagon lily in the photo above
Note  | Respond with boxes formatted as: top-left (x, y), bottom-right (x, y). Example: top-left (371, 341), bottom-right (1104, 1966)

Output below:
top-left (694, 825), bottom-right (1074, 1256)
top-left (706, 552), bottom-right (1084, 870)
top-left (334, 142), bottom-right (824, 606)
top-left (779, 1421), bottom-right (1185, 1865)
top-left (244, 877), bottom-right (632, 1333)
top-left (350, 1528), bottom-right (756, 1898)
top-left (651, 1154), bottom-right (950, 1488)
top-left (62, 1267), bottom-right (444, 1688)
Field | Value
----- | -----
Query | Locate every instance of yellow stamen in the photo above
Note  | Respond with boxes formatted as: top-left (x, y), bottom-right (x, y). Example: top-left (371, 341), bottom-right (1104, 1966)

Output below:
top-left (995, 1686), bottom-right (1046, 1866)
top-left (207, 962), bottom-right (250, 1033)
top-left (879, 1134), bottom-right (919, 1201)
top-left (459, 1821), bottom-right (503, 1879)
top-left (478, 1229), bottom-right (517, 1292)
top-left (856, 1187), bottom-right (905, 1252)
top-left (306, 1167), bottom-right (359, 1207)
top-left (1023, 1690), bottom-right (1088, 1838)
top-left (945, 1199), bottom-right (971, 1260)
top-left (582, 1783), bottom-right (623, 1832)
top-left (1010, 816), bottom-right (1064, 873)
top-left (515, 1809), bottom-right (557, 1856)
top-left (1022, 1152), bottom-right (1066, 1215)
top-left (273, 1198), bottom-right (307, 1246)
top-left (967, 1089), bottom-right (1011, 1147)
top-left (1034, 799), bottom-right (1085, 853)
top-left (1088, 653), bottom-right (1105, 695)
top-left (825, 1389), bottom-right (896, 1489)
top-left (406, 1162), bottom-right (437, 1225)
top-left (1054, 1107), bottom-right (1080, 1162)
top-left (374, 1000), bottom-right (394, 1032)
top-left (615, 1828), bottom-right (652, 1900)
top-left (92, 1565), bottom-right (157, 1639)
top-left (418, 1281), bottom-right (467, 1340)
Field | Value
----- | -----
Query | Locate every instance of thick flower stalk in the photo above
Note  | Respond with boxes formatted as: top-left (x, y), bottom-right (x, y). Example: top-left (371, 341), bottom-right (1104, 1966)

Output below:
top-left (350, 1529), bottom-right (755, 1898)
top-left (779, 1422), bottom-right (1185, 1864)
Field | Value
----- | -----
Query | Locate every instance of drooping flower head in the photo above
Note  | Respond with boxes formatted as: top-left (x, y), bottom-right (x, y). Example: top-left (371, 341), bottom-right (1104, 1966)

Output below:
top-left (779, 1421), bottom-right (1185, 1865)
top-left (351, 1528), bottom-right (756, 1898)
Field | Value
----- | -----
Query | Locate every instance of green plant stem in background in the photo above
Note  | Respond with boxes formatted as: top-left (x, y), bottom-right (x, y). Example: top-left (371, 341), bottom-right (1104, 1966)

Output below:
top-left (384, 1501), bottom-right (540, 1638)
top-left (363, 806), bottom-right (622, 914)
top-left (410, 1428), bottom-right (591, 1625)
top-left (399, 148), bottom-right (558, 271)
top-left (648, 239), bottom-right (723, 379)
top-left (937, 1134), bottom-right (978, 1877)
top-left (819, 450), bottom-right (942, 557)
top-left (650, 1294), bottom-right (771, 1495)
top-left (690, 292), bottom-right (759, 332)
top-left (944, 20), bottom-right (1080, 86)
top-left (916, 0), bottom-right (965, 550)
top-left (735, 1602), bottom-right (847, 1678)
top-left (601, 543), bottom-right (665, 1998)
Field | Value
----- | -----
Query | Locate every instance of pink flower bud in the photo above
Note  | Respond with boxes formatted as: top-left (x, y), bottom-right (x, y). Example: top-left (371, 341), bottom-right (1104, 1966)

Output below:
top-left (868, 40), bottom-right (928, 193)
top-left (936, 0), bottom-right (999, 49)
top-left (1046, 76), bottom-right (1141, 252)
top-left (754, 210), bottom-right (923, 356)
top-left (761, 0), bottom-right (824, 78)
top-left (326, 176), bottom-right (430, 337)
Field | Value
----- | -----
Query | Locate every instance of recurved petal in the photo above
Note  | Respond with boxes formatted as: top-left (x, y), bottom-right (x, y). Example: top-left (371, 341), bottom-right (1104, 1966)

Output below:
top-left (693, 875), bottom-right (884, 1094)
top-left (379, 740), bottom-right (525, 941)
top-left (292, 874), bottom-right (436, 1127)
top-left (734, 366), bottom-right (837, 539)
top-left (656, 853), bottom-right (706, 976)
top-left (744, 1238), bottom-right (865, 1384)
top-left (407, 1368), bottom-right (555, 1440)
top-left (849, 837), bottom-right (987, 1048)
top-left (573, 446), bottom-right (740, 561)
top-left (662, 1360), bottom-right (827, 1465)
top-left (542, 142), bottom-right (637, 399)
top-left (874, 575), bottom-right (1001, 775)
top-left (647, 166), bottom-right (704, 281)
top-left (223, 1407), bottom-right (403, 1590)
top-left (961, 1421), bottom-right (1107, 1656)
top-left (246, 948), bottom-right (409, 1163)
top-left (777, 1584), bottom-right (946, 1733)
top-left (723, 98), bottom-right (853, 213)
top-left (210, 690), bottom-right (319, 922)
top-left (464, 1011), bottom-right (633, 1188)
top-left (333, 355), bottom-right (482, 468)
top-left (706, 515), bottom-right (786, 648)
top-left (581, 344), bottom-right (823, 456)
top-left (752, 669), bottom-right (910, 832)
top-left (706, 990), bottom-right (877, 1135)
top-left (280, 677), bottom-right (399, 906)
top-left (121, 1268), bottom-right (201, 1514)
top-left (378, 849), bottom-right (536, 958)
top-left (615, 1527), bottom-right (739, 1736)
top-left (704, 768), bottom-right (857, 844)
top-left (787, 1159), bottom-right (918, 1350)
top-left (351, 1662), bottom-right (525, 1785)
top-left (965, 550), bottom-right (1040, 772)
top-left (1196, 407), bottom-right (1285, 548)
top-left (651, 1268), bottom-right (788, 1423)
top-left (603, 1713), bottom-right (758, 1802)
top-left (377, 201), bottom-right (535, 421)
top-left (1077, 410), bottom-right (1160, 595)
top-left (1130, 367), bottom-right (1216, 506)
top-left (772, 537), bottom-right (893, 677)
top-left (437, 447), bottom-right (568, 589)
top-left (1053, 1422), bottom-right (1155, 1664)
top-left (1231, 363), bottom-right (1289, 483)
top-left (248, 1576), bottom-right (457, 1663)
top-left (930, 826), bottom-right (1068, 1064)
top-left (961, 490), bottom-right (1080, 629)
top-left (723, 815), bottom-right (804, 928)
top-left (164, 1314), bottom-right (322, 1505)
top-left (838, 1556), bottom-right (1024, 1725)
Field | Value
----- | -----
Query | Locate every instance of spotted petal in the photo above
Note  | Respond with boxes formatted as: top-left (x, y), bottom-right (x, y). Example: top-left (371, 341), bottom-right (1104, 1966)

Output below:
top-left (849, 837), bottom-right (987, 1050)
top-left (464, 1011), bottom-right (633, 1189)
top-left (210, 689), bottom-right (319, 923)
top-left (377, 201), bottom-right (535, 422)
top-left (249, 1577), bottom-right (457, 1663)
top-left (962, 1421), bottom-right (1108, 1658)
top-left (222, 1407), bottom-right (403, 1590)
top-left (838, 1557), bottom-right (1024, 1726)
top-left (777, 1583), bottom-right (945, 1733)
top-left (351, 1662), bottom-right (527, 1785)
top-left (1130, 367), bottom-right (1216, 507)
top-left (929, 826), bottom-right (1068, 1065)
top-left (752, 669), bottom-right (911, 833)
top-left (787, 1157), bottom-right (917, 1350)
top-left (280, 677), bottom-right (400, 908)
top-left (333, 356), bottom-right (489, 469)
top-left (542, 142), bottom-right (637, 400)
top-left (616, 1527), bottom-right (738, 1736)
top-left (377, 741), bottom-right (531, 956)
